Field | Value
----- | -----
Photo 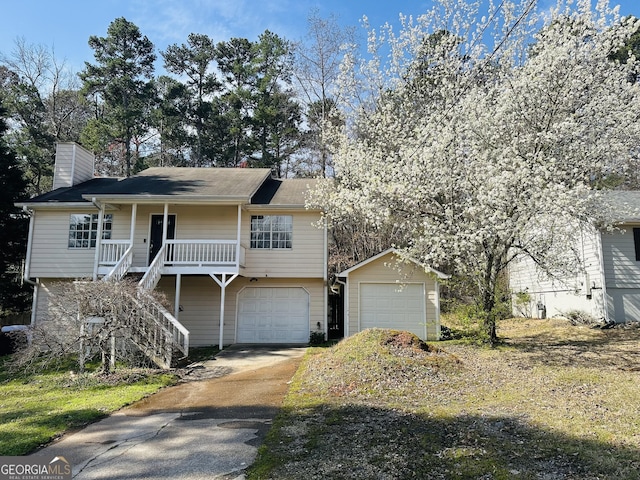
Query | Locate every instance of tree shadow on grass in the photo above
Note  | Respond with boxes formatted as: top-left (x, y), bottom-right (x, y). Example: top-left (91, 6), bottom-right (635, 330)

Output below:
top-left (497, 325), bottom-right (640, 370)
top-left (254, 404), bottom-right (640, 480)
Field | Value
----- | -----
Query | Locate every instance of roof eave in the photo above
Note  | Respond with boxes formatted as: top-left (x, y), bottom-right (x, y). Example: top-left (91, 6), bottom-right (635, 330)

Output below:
top-left (17, 201), bottom-right (93, 209)
top-left (81, 194), bottom-right (251, 204)
top-left (338, 248), bottom-right (450, 279)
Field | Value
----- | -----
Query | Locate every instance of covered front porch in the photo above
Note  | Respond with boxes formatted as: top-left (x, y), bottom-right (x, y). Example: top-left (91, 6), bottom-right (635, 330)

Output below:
top-left (92, 202), bottom-right (246, 350)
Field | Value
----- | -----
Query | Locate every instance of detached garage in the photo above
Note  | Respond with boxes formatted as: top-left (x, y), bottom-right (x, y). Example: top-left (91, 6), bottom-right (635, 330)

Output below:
top-left (338, 249), bottom-right (448, 340)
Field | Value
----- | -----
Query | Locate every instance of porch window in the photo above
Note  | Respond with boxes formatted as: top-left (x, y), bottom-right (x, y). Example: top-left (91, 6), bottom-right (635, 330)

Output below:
top-left (250, 215), bottom-right (292, 249)
top-left (68, 213), bottom-right (112, 249)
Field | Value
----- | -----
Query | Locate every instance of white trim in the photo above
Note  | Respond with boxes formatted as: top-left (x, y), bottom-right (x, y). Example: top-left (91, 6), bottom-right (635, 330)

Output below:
top-left (70, 143), bottom-right (77, 187)
top-left (92, 207), bottom-right (105, 281)
top-left (211, 273), bottom-right (238, 350)
top-left (30, 279), bottom-right (39, 325)
top-left (23, 209), bottom-right (35, 281)
top-left (338, 248), bottom-right (449, 279)
top-left (130, 204), bottom-right (137, 243)
top-left (174, 274), bottom-right (182, 320)
top-left (323, 217), bottom-right (328, 340)
top-left (435, 281), bottom-right (441, 340)
top-left (597, 229), bottom-right (609, 322)
top-left (147, 212), bottom-right (177, 265)
top-left (237, 205), bottom-right (242, 269)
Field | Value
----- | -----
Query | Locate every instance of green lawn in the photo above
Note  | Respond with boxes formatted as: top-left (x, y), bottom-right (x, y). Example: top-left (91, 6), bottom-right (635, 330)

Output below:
top-left (0, 361), bottom-right (176, 455)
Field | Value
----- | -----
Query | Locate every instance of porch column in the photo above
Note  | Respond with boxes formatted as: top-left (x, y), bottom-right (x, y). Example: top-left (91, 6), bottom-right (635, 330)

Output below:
top-left (211, 273), bottom-right (238, 350)
top-left (162, 203), bottom-right (169, 244)
top-left (174, 274), bottom-right (182, 320)
top-left (92, 200), bottom-right (105, 281)
top-left (236, 204), bottom-right (242, 269)
top-left (129, 204), bottom-right (137, 243)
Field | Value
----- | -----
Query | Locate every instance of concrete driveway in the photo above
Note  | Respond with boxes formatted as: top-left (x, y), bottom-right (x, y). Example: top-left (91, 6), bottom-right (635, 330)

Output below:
top-left (32, 345), bottom-right (307, 480)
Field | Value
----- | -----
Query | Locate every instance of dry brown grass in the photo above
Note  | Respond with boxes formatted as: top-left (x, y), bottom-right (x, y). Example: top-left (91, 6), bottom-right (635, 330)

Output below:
top-left (249, 319), bottom-right (640, 480)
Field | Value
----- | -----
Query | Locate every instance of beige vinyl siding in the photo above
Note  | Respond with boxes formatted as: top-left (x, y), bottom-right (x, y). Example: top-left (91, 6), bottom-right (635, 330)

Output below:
top-left (53, 143), bottom-right (94, 189)
top-left (242, 210), bottom-right (325, 278)
top-left (29, 208), bottom-right (130, 278)
top-left (606, 288), bottom-right (640, 322)
top-left (509, 226), bottom-right (605, 319)
top-left (131, 205), bottom-right (240, 267)
top-left (157, 276), bottom-right (323, 347)
top-left (33, 279), bottom-right (74, 325)
top-left (601, 226), bottom-right (640, 288)
top-left (345, 253), bottom-right (439, 340)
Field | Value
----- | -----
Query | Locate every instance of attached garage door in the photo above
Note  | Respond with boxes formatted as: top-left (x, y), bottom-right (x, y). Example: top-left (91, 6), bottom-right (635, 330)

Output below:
top-left (360, 283), bottom-right (426, 339)
top-left (237, 287), bottom-right (309, 343)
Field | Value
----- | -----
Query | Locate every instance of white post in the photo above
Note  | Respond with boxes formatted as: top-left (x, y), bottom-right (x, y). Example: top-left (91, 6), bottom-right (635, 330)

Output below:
top-left (210, 273), bottom-right (238, 350)
top-left (323, 216), bottom-right (328, 340)
top-left (162, 203), bottom-right (169, 244)
top-left (236, 204), bottom-right (242, 269)
top-left (130, 204), bottom-right (137, 243)
top-left (174, 274), bottom-right (182, 320)
top-left (92, 202), bottom-right (104, 281)
top-left (219, 274), bottom-right (226, 350)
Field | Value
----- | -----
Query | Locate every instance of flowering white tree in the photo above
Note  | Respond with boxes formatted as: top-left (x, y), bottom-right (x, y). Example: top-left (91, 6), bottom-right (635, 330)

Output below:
top-left (310, 0), bottom-right (640, 343)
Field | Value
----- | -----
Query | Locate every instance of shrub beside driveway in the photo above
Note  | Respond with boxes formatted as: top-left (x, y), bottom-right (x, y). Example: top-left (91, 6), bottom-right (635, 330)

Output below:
top-left (249, 320), bottom-right (640, 479)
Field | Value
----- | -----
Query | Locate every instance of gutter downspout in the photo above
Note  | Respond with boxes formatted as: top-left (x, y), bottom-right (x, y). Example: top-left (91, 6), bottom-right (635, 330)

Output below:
top-left (323, 217), bottom-right (328, 340)
top-left (596, 229), bottom-right (609, 323)
top-left (22, 206), bottom-right (36, 286)
top-left (91, 198), bottom-right (104, 281)
top-left (22, 206), bottom-right (38, 325)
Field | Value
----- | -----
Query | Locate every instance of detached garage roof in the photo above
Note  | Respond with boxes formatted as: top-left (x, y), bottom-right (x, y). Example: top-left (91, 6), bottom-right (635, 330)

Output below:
top-left (338, 248), bottom-right (449, 279)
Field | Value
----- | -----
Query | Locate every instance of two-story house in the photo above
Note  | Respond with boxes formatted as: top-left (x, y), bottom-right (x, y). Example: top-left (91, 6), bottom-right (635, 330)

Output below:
top-left (18, 143), bottom-right (328, 361)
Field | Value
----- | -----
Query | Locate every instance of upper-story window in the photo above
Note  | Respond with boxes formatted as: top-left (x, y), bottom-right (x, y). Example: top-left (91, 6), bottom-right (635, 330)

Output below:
top-left (250, 215), bottom-right (292, 249)
top-left (68, 213), bottom-right (112, 249)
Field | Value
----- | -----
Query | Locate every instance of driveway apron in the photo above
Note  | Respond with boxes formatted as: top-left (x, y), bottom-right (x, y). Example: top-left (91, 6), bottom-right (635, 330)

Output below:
top-left (32, 345), bottom-right (306, 480)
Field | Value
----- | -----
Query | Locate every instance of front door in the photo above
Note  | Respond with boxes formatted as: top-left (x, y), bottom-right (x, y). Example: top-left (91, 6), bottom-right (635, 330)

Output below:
top-left (149, 214), bottom-right (176, 264)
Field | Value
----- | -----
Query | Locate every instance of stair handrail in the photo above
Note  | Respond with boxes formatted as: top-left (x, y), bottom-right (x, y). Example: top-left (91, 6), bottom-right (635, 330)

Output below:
top-left (102, 244), bottom-right (134, 282)
top-left (135, 290), bottom-right (189, 358)
top-left (139, 244), bottom-right (166, 291)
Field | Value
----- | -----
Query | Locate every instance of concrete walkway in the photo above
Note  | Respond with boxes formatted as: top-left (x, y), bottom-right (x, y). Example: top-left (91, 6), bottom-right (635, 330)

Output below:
top-left (33, 345), bottom-right (307, 480)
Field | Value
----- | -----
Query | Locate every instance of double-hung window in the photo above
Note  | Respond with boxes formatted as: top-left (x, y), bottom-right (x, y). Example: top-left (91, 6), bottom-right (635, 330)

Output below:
top-left (250, 215), bottom-right (292, 249)
top-left (68, 213), bottom-right (112, 249)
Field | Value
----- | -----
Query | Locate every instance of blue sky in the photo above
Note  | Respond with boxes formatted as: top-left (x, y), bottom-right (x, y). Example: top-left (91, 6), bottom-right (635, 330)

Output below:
top-left (1, 0), bottom-right (640, 74)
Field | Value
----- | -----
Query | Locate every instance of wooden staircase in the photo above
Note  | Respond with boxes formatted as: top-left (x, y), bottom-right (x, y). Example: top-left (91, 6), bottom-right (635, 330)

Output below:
top-left (101, 244), bottom-right (190, 369)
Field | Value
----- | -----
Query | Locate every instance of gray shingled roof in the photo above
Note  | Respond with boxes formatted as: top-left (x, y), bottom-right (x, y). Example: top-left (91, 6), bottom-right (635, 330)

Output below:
top-left (251, 178), bottom-right (319, 206)
top-left (91, 167), bottom-right (272, 199)
top-left (20, 167), bottom-right (320, 207)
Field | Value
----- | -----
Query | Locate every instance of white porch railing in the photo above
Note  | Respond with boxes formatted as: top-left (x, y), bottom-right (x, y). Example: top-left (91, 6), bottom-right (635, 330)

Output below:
top-left (100, 240), bottom-right (131, 265)
top-left (102, 244), bottom-right (134, 282)
top-left (135, 291), bottom-right (190, 360)
top-left (164, 240), bottom-right (239, 266)
top-left (139, 244), bottom-right (166, 292)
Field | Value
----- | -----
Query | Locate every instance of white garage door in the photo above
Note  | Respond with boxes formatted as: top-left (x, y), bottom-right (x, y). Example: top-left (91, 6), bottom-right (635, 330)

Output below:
top-left (237, 287), bottom-right (309, 343)
top-left (360, 283), bottom-right (426, 339)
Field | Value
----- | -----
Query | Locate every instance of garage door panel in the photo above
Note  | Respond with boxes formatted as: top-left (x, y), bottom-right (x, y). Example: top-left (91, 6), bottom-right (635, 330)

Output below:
top-left (360, 283), bottom-right (426, 339)
top-left (237, 287), bottom-right (309, 343)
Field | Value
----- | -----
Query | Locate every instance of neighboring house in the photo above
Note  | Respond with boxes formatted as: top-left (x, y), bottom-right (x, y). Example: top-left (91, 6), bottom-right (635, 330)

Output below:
top-left (336, 249), bottom-right (449, 341)
top-left (509, 191), bottom-right (640, 323)
top-left (18, 143), bottom-right (328, 363)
